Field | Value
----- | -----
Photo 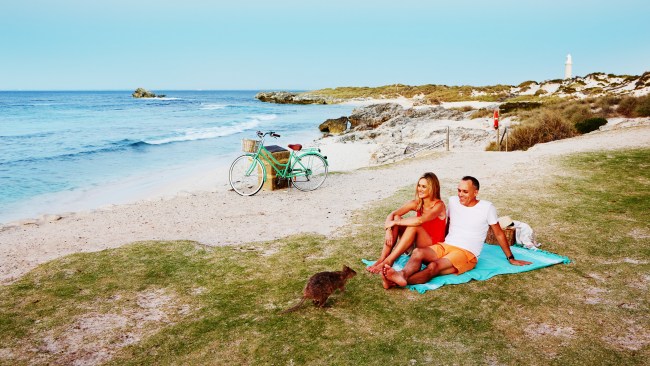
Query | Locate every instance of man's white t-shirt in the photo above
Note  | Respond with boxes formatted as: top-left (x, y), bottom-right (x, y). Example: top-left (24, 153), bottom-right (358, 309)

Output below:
top-left (444, 196), bottom-right (498, 258)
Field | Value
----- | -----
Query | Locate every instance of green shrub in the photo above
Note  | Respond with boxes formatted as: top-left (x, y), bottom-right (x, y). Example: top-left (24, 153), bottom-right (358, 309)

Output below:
top-left (575, 117), bottom-right (607, 134)
top-left (499, 101), bottom-right (542, 114)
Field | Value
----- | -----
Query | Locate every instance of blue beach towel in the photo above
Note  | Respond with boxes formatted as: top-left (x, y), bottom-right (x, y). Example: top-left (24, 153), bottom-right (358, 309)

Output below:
top-left (362, 245), bottom-right (570, 294)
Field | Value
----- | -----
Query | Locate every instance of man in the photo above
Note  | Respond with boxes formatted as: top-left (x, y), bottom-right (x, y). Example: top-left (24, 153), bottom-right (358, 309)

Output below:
top-left (382, 176), bottom-right (531, 288)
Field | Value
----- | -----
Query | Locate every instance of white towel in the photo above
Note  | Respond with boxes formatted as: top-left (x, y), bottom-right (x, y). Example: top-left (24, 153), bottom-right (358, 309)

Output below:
top-left (513, 220), bottom-right (541, 250)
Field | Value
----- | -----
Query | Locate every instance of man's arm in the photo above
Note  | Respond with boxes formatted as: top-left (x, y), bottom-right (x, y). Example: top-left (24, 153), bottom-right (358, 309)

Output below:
top-left (490, 223), bottom-right (532, 266)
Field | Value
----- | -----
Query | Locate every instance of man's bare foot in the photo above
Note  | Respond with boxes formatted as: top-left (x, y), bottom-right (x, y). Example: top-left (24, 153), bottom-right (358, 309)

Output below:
top-left (381, 267), bottom-right (397, 289)
top-left (383, 264), bottom-right (407, 287)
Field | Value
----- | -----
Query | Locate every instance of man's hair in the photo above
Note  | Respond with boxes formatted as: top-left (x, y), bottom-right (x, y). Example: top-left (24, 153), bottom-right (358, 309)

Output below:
top-left (462, 176), bottom-right (480, 191)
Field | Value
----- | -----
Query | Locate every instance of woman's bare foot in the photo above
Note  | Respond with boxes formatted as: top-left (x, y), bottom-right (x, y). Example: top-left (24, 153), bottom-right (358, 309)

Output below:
top-left (383, 264), bottom-right (407, 287)
top-left (366, 261), bottom-right (384, 274)
top-left (367, 259), bottom-right (392, 274)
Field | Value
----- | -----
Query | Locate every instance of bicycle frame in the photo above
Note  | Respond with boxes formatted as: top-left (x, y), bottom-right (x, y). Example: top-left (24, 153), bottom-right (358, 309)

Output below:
top-left (246, 134), bottom-right (326, 180)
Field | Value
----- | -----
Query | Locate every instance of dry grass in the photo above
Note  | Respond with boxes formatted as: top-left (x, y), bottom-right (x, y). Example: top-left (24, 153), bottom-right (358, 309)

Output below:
top-left (488, 110), bottom-right (577, 151)
top-left (496, 94), bottom-right (650, 151)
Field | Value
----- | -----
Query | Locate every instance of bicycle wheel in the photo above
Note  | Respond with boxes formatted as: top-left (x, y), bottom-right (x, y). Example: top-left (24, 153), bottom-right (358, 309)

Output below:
top-left (291, 153), bottom-right (328, 191)
top-left (229, 155), bottom-right (265, 196)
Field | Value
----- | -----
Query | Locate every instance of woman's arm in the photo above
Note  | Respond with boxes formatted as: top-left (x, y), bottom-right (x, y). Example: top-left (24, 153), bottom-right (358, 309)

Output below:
top-left (384, 200), bottom-right (417, 228)
top-left (385, 200), bottom-right (444, 229)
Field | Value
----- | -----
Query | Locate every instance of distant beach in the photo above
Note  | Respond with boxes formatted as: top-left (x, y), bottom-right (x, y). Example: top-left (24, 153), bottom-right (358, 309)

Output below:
top-left (0, 90), bottom-right (354, 223)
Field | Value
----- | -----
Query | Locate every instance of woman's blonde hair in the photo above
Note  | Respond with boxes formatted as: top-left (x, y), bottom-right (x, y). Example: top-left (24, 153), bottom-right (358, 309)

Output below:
top-left (415, 172), bottom-right (441, 212)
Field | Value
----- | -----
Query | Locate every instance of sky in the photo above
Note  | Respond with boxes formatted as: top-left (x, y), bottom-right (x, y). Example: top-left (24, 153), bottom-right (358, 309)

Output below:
top-left (1, 0), bottom-right (649, 90)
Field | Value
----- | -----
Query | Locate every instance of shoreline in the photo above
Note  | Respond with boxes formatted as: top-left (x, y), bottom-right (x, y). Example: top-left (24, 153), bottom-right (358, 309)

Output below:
top-left (1, 121), bottom-right (649, 284)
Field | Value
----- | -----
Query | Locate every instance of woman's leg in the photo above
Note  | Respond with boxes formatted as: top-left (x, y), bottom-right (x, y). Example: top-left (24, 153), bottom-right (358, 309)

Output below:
top-left (379, 226), bottom-right (432, 268)
top-left (367, 217), bottom-right (404, 273)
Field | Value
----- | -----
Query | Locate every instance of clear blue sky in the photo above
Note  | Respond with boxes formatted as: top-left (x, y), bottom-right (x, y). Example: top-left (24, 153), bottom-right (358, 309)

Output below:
top-left (1, 0), bottom-right (648, 90)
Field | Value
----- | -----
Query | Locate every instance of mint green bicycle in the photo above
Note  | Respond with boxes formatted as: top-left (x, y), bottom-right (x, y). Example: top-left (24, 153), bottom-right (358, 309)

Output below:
top-left (229, 131), bottom-right (328, 196)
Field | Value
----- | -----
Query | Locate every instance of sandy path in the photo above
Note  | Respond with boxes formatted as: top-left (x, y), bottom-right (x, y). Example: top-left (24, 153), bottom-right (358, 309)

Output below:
top-left (1, 124), bottom-right (648, 284)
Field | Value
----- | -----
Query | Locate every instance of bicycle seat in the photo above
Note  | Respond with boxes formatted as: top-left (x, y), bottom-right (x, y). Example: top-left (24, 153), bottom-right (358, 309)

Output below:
top-left (288, 144), bottom-right (302, 151)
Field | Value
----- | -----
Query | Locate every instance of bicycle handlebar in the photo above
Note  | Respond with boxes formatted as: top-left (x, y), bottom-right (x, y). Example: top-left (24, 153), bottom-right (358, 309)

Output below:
top-left (256, 131), bottom-right (281, 138)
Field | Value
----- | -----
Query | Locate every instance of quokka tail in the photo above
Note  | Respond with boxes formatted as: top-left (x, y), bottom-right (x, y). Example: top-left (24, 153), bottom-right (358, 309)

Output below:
top-left (281, 298), bottom-right (306, 313)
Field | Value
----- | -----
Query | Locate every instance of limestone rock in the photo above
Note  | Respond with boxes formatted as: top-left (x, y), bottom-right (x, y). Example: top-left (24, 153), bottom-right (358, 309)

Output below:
top-left (349, 103), bottom-right (404, 130)
top-left (319, 117), bottom-right (349, 134)
top-left (255, 91), bottom-right (340, 105)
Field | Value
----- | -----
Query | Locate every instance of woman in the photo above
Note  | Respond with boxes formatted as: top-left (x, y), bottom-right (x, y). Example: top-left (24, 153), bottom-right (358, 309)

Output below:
top-left (366, 172), bottom-right (446, 274)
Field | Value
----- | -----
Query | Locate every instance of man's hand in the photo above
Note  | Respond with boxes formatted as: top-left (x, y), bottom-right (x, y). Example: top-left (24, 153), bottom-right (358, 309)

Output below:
top-left (509, 258), bottom-right (532, 266)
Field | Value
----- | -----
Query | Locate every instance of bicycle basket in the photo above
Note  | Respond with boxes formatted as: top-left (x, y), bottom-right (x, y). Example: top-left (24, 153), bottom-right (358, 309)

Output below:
top-left (241, 139), bottom-right (260, 153)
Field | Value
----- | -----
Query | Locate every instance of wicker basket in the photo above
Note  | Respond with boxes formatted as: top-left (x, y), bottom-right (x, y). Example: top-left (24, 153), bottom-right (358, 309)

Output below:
top-left (241, 139), bottom-right (260, 153)
top-left (485, 227), bottom-right (516, 246)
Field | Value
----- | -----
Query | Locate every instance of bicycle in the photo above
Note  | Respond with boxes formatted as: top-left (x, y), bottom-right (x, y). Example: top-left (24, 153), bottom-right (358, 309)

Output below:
top-left (229, 131), bottom-right (328, 196)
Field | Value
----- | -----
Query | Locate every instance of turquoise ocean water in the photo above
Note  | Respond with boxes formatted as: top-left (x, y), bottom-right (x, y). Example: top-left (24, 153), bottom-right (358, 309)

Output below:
top-left (0, 90), bottom-right (354, 223)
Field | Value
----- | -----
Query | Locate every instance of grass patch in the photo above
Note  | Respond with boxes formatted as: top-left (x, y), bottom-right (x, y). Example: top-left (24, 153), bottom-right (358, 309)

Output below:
top-left (469, 108), bottom-right (494, 119)
top-left (309, 84), bottom-right (512, 102)
top-left (1, 149), bottom-right (649, 365)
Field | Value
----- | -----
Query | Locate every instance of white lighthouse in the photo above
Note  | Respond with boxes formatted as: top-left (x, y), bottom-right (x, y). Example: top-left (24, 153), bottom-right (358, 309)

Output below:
top-left (564, 54), bottom-right (572, 79)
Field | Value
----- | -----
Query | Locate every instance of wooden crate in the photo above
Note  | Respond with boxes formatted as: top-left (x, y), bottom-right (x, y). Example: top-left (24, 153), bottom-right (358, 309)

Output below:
top-left (485, 227), bottom-right (516, 246)
top-left (259, 145), bottom-right (290, 191)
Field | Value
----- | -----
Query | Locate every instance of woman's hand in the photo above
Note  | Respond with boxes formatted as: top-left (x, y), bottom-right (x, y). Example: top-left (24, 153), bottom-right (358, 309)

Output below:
top-left (384, 227), bottom-right (394, 247)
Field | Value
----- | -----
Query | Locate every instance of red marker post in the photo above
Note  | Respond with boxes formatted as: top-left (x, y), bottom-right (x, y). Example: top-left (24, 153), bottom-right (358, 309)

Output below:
top-left (494, 109), bottom-right (500, 151)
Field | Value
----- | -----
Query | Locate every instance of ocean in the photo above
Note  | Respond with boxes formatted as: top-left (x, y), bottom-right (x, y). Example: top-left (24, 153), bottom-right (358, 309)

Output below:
top-left (0, 90), bottom-right (354, 223)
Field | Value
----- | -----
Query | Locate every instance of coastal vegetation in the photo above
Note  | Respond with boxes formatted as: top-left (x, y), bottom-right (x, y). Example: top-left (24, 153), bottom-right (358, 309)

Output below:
top-left (257, 72), bottom-right (649, 106)
top-left (311, 84), bottom-right (513, 103)
top-left (489, 93), bottom-right (650, 151)
top-left (0, 148), bottom-right (648, 365)
top-left (575, 117), bottom-right (608, 134)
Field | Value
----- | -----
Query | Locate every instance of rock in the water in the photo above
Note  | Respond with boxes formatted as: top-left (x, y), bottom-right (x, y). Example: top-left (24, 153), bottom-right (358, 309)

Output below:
top-left (132, 88), bottom-right (165, 98)
top-left (319, 116), bottom-right (349, 134)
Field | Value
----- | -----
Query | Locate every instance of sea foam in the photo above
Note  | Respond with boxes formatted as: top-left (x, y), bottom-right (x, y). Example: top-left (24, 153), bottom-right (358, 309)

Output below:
top-left (144, 120), bottom-right (261, 145)
top-left (199, 103), bottom-right (228, 110)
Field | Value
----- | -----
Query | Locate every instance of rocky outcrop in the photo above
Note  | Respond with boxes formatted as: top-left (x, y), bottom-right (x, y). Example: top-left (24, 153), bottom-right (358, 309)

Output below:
top-left (255, 91), bottom-right (341, 105)
top-left (132, 88), bottom-right (165, 98)
top-left (346, 103), bottom-right (467, 131)
top-left (319, 117), bottom-right (349, 135)
top-left (315, 102), bottom-right (492, 165)
top-left (348, 103), bottom-right (404, 130)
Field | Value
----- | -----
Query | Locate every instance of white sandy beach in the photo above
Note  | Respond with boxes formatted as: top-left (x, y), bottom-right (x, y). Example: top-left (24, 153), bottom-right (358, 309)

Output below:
top-left (1, 116), bottom-right (648, 284)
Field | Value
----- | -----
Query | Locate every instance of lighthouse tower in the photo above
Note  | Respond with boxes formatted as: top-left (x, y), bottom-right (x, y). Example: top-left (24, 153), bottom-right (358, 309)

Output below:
top-left (564, 54), bottom-right (573, 79)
